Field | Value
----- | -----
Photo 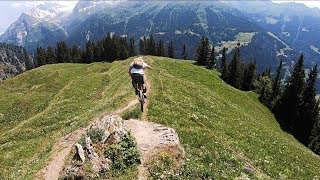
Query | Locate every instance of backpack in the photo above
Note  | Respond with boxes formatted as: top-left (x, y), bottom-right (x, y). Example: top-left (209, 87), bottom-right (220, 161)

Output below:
top-left (132, 62), bottom-right (143, 69)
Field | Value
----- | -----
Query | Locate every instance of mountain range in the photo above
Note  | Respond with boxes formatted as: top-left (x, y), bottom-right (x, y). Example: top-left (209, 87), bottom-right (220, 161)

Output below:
top-left (1, 0), bottom-right (320, 73)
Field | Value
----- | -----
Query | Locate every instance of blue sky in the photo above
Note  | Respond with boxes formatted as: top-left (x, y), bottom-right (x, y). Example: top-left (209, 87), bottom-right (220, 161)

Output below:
top-left (0, 1), bottom-right (319, 34)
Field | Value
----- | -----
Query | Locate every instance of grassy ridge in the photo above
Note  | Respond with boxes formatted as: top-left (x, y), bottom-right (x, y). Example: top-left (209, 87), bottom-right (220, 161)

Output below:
top-left (0, 60), bottom-right (136, 179)
top-left (145, 56), bottom-right (320, 179)
top-left (1, 56), bottom-right (320, 179)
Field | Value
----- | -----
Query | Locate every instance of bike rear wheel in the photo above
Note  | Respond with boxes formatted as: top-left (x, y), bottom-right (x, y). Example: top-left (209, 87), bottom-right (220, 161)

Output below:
top-left (138, 85), bottom-right (144, 112)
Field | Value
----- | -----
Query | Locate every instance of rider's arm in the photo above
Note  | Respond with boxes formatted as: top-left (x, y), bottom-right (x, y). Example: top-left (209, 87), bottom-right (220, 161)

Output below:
top-left (128, 66), bottom-right (132, 76)
top-left (143, 63), bottom-right (151, 69)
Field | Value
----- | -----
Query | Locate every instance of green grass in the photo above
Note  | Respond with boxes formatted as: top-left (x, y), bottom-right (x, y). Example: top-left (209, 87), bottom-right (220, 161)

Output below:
top-left (121, 105), bottom-right (142, 120)
top-left (235, 32), bottom-right (256, 42)
top-left (1, 56), bottom-right (320, 179)
top-left (145, 56), bottom-right (320, 179)
top-left (0, 59), bottom-right (136, 179)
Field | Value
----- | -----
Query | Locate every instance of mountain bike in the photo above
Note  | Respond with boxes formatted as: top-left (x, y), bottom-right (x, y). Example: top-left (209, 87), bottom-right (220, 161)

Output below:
top-left (137, 82), bottom-right (145, 112)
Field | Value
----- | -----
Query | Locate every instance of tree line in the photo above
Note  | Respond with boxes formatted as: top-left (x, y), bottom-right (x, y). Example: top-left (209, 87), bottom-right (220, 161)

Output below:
top-left (35, 34), bottom-right (190, 67)
top-left (35, 33), bottom-right (137, 66)
top-left (194, 36), bottom-right (320, 155)
top-left (195, 37), bottom-right (257, 91)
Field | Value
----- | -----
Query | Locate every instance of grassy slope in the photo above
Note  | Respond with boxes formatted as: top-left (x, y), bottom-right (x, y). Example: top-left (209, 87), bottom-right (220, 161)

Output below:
top-left (0, 60), bottom-right (136, 179)
top-left (0, 56), bottom-right (319, 179)
top-left (145, 56), bottom-right (320, 179)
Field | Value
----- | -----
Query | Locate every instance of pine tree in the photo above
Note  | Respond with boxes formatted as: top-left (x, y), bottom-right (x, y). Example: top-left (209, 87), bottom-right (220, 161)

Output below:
top-left (46, 45), bottom-right (56, 64)
top-left (128, 38), bottom-right (136, 57)
top-left (181, 44), bottom-right (187, 60)
top-left (23, 49), bottom-right (34, 70)
top-left (296, 65), bottom-right (318, 144)
top-left (118, 45), bottom-right (129, 60)
top-left (93, 41), bottom-right (104, 62)
top-left (196, 37), bottom-right (209, 66)
top-left (139, 37), bottom-right (146, 55)
top-left (71, 44), bottom-right (82, 63)
top-left (102, 33), bottom-right (113, 61)
top-left (146, 35), bottom-right (156, 55)
top-left (168, 40), bottom-right (174, 58)
top-left (257, 75), bottom-right (273, 108)
top-left (274, 54), bottom-right (305, 131)
top-left (35, 47), bottom-right (46, 66)
top-left (241, 60), bottom-right (257, 91)
top-left (56, 41), bottom-right (70, 63)
top-left (84, 41), bottom-right (94, 63)
top-left (261, 67), bottom-right (272, 78)
top-left (220, 47), bottom-right (228, 81)
top-left (226, 46), bottom-right (243, 89)
top-left (109, 34), bottom-right (118, 62)
top-left (271, 60), bottom-right (283, 107)
top-left (207, 45), bottom-right (216, 69)
top-left (309, 102), bottom-right (320, 155)
top-left (156, 39), bottom-right (165, 57)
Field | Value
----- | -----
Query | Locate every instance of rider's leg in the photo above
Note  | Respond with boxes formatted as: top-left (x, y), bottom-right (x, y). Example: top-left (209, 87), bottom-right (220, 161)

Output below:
top-left (143, 75), bottom-right (147, 93)
top-left (132, 82), bottom-right (138, 91)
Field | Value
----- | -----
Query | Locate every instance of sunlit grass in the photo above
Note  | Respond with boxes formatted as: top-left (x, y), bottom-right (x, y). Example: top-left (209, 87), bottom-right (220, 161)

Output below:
top-left (0, 60), bottom-right (136, 179)
top-left (146, 56), bottom-right (320, 179)
top-left (1, 56), bottom-right (320, 179)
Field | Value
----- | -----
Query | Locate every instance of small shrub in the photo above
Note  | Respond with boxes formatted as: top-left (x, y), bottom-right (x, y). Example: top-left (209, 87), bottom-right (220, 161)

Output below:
top-left (78, 135), bottom-right (86, 147)
top-left (147, 149), bottom-right (185, 180)
top-left (87, 127), bottom-right (104, 144)
top-left (105, 132), bottom-right (140, 171)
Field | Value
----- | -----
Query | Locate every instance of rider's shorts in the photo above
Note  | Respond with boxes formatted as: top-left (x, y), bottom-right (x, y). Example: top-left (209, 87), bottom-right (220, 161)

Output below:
top-left (131, 73), bottom-right (144, 84)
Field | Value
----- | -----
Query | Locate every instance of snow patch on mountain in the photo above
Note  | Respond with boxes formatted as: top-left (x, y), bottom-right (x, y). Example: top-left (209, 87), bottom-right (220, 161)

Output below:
top-left (265, 17), bottom-right (278, 24)
top-left (311, 45), bottom-right (320, 54)
top-left (26, 2), bottom-right (72, 26)
top-left (73, 0), bottom-right (126, 15)
top-left (282, 32), bottom-right (291, 37)
top-left (302, 27), bottom-right (310, 32)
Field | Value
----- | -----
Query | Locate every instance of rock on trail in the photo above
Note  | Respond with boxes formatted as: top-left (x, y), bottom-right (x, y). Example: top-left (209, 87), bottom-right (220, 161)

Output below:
top-left (124, 119), bottom-right (185, 179)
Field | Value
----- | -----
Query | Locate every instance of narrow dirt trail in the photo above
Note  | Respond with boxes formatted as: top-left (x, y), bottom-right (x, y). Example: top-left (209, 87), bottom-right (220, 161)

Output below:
top-left (142, 76), bottom-right (151, 121)
top-left (36, 99), bottom-right (139, 180)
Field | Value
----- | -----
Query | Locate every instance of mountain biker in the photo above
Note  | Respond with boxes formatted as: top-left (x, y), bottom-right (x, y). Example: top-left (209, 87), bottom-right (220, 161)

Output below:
top-left (128, 57), bottom-right (151, 96)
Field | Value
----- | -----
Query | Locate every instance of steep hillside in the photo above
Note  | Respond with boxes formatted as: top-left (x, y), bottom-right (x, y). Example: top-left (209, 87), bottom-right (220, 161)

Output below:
top-left (0, 60), bottom-right (136, 179)
top-left (145, 56), bottom-right (320, 179)
top-left (0, 57), bottom-right (319, 179)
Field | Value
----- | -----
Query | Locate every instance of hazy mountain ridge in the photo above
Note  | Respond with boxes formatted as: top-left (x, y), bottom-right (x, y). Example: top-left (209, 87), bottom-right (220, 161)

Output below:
top-left (0, 3), bottom-right (71, 50)
top-left (0, 0), bottom-right (318, 71)
top-left (225, 1), bottom-right (320, 67)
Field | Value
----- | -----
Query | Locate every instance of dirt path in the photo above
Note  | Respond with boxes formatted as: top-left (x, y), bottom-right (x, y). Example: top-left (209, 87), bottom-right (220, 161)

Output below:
top-left (142, 75), bottom-right (151, 121)
top-left (36, 99), bottom-right (139, 180)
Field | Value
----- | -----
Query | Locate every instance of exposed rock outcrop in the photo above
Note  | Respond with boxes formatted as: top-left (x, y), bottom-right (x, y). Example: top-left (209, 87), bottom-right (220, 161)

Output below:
top-left (0, 43), bottom-right (35, 80)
